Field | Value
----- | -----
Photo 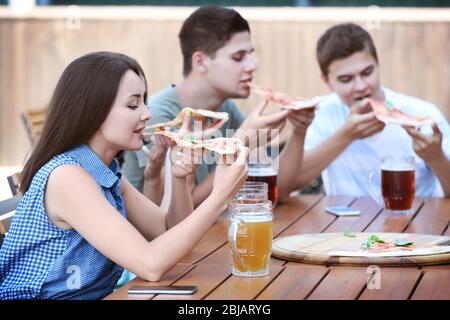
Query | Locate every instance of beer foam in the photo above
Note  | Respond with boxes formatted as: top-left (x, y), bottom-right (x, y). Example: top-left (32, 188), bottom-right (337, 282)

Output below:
top-left (381, 164), bottom-right (414, 171)
top-left (248, 167), bottom-right (277, 177)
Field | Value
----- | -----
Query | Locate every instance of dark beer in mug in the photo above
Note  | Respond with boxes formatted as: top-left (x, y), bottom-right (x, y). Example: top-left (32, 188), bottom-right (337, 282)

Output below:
top-left (247, 167), bottom-right (278, 207)
top-left (381, 165), bottom-right (415, 212)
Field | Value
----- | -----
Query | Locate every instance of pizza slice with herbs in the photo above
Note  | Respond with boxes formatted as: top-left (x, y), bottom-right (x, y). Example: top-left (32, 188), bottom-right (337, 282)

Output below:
top-left (145, 107), bottom-right (229, 132)
top-left (368, 98), bottom-right (433, 126)
top-left (145, 130), bottom-right (243, 155)
top-left (248, 82), bottom-right (321, 110)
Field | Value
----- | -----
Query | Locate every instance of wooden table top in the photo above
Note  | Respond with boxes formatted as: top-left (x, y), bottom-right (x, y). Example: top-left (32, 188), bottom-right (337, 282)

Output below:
top-left (106, 195), bottom-right (450, 300)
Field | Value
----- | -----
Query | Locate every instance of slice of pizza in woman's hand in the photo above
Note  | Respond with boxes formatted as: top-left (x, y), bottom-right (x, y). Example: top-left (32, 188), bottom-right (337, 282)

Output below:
top-left (148, 130), bottom-right (243, 155)
top-left (180, 107), bottom-right (229, 122)
top-left (144, 130), bottom-right (202, 149)
top-left (144, 107), bottom-right (229, 133)
top-left (368, 98), bottom-right (434, 127)
top-left (144, 118), bottom-right (183, 132)
top-left (201, 137), bottom-right (244, 155)
top-left (248, 82), bottom-right (322, 110)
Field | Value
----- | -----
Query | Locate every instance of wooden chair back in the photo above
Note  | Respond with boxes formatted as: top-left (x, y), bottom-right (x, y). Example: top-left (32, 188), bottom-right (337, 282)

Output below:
top-left (0, 194), bottom-right (22, 247)
top-left (21, 109), bottom-right (47, 146)
top-left (7, 172), bottom-right (22, 196)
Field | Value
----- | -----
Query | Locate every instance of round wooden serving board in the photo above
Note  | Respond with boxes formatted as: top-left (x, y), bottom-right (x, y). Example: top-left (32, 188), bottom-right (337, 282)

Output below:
top-left (272, 233), bottom-right (450, 267)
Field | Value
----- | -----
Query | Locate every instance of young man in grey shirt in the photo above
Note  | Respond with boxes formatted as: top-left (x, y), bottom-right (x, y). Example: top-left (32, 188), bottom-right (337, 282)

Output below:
top-left (123, 5), bottom-right (315, 206)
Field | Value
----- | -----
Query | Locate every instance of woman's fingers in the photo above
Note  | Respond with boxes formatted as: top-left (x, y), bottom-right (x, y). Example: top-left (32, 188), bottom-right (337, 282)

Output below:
top-left (236, 144), bottom-right (250, 165)
top-left (180, 112), bottom-right (193, 134)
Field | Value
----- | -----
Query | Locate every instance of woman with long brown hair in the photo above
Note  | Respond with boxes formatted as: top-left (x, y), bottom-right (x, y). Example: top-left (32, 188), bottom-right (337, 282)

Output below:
top-left (0, 51), bottom-right (248, 299)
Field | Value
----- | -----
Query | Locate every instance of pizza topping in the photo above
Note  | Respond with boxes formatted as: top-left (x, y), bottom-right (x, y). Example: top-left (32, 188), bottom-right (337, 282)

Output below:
top-left (394, 239), bottom-right (414, 247)
top-left (360, 235), bottom-right (415, 251)
top-left (183, 135), bottom-right (201, 145)
top-left (361, 234), bottom-right (385, 250)
top-left (344, 227), bottom-right (356, 237)
top-left (385, 99), bottom-right (395, 112)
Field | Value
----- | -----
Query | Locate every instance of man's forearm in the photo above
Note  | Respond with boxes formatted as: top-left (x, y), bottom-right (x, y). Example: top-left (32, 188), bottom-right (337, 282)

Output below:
top-left (295, 127), bottom-right (353, 189)
top-left (427, 152), bottom-right (450, 197)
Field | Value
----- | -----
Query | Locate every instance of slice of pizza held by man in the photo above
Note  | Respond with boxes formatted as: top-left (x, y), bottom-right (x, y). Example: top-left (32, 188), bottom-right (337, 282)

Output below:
top-left (248, 82), bottom-right (322, 110)
top-left (367, 98), bottom-right (434, 127)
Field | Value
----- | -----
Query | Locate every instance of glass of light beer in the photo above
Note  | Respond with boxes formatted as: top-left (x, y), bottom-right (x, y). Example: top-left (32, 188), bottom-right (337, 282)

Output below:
top-left (228, 200), bottom-right (273, 277)
top-left (368, 157), bottom-right (415, 215)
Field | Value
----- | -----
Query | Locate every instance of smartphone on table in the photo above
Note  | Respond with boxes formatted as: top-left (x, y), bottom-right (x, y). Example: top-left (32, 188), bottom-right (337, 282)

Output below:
top-left (128, 285), bottom-right (198, 295)
top-left (325, 206), bottom-right (361, 216)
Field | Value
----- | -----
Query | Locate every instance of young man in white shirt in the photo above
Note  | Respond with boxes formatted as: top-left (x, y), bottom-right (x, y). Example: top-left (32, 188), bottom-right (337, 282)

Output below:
top-left (295, 23), bottom-right (450, 197)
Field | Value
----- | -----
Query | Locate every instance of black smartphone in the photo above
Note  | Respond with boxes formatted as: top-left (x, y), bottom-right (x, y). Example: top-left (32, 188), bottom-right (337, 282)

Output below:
top-left (127, 285), bottom-right (198, 295)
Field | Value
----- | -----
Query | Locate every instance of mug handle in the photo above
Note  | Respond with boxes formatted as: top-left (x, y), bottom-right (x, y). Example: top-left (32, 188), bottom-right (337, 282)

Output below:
top-left (367, 169), bottom-right (384, 207)
top-left (229, 219), bottom-right (246, 270)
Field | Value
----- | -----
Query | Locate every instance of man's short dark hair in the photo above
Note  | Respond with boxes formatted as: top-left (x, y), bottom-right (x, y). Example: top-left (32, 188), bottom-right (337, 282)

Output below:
top-left (316, 23), bottom-right (378, 76)
top-left (179, 5), bottom-right (250, 76)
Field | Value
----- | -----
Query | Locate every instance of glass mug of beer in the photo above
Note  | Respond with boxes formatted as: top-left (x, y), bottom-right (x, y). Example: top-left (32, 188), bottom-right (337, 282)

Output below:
top-left (247, 162), bottom-right (278, 207)
top-left (228, 200), bottom-right (273, 277)
top-left (367, 157), bottom-right (416, 215)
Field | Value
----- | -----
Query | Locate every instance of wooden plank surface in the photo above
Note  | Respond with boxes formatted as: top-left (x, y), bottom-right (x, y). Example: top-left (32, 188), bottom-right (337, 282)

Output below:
top-left (323, 197), bottom-right (382, 233)
top-left (153, 264), bottom-right (231, 300)
top-left (363, 198), bottom-right (424, 233)
top-left (306, 267), bottom-right (368, 300)
top-left (404, 198), bottom-right (450, 235)
top-left (411, 269), bottom-right (450, 300)
top-left (444, 223), bottom-right (450, 236)
top-left (277, 196), bottom-right (355, 237)
top-left (104, 264), bottom-right (194, 300)
top-left (358, 268), bottom-right (422, 300)
top-left (272, 195), bottom-right (324, 236)
top-left (205, 265), bottom-right (284, 300)
top-left (179, 219), bottom-right (228, 264)
top-left (256, 265), bottom-right (328, 300)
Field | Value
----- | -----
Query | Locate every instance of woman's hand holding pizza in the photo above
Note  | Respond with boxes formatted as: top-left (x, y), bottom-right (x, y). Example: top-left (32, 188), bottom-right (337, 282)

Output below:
top-left (212, 144), bottom-right (249, 203)
top-left (170, 113), bottom-right (203, 178)
top-left (143, 135), bottom-right (170, 180)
